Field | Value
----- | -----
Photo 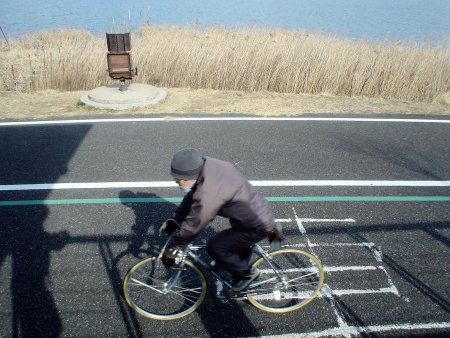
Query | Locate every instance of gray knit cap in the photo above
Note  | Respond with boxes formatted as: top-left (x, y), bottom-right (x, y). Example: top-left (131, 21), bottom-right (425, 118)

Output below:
top-left (170, 148), bottom-right (205, 180)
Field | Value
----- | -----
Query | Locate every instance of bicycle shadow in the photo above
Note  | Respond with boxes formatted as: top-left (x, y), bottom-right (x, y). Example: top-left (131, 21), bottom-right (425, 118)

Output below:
top-left (114, 190), bottom-right (261, 337)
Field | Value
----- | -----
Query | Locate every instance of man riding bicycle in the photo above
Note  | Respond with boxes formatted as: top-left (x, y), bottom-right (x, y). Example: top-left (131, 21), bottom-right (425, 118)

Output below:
top-left (161, 148), bottom-right (276, 292)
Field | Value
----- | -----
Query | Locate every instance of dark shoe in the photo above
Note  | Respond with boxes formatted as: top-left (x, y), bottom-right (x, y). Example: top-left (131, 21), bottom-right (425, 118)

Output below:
top-left (231, 268), bottom-right (260, 292)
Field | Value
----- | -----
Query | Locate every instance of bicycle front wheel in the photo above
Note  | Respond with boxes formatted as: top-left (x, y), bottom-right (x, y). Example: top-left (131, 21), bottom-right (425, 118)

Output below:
top-left (123, 256), bottom-right (207, 320)
top-left (246, 248), bottom-right (324, 313)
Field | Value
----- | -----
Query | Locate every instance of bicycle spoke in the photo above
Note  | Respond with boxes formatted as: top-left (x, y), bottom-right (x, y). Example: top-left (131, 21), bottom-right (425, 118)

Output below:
top-left (249, 276), bottom-right (278, 288)
top-left (166, 290), bottom-right (200, 305)
top-left (283, 271), bottom-right (320, 283)
top-left (283, 279), bottom-right (319, 287)
top-left (129, 278), bottom-right (165, 294)
top-left (170, 285), bottom-right (204, 294)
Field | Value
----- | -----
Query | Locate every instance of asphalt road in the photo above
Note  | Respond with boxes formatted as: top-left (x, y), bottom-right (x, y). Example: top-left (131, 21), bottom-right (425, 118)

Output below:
top-left (0, 116), bottom-right (449, 337)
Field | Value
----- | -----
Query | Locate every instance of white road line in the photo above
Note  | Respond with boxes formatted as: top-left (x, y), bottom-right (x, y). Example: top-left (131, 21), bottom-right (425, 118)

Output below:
top-left (294, 210), bottom-right (307, 235)
top-left (378, 265), bottom-right (399, 294)
top-left (279, 242), bottom-right (380, 250)
top-left (293, 208), bottom-right (318, 258)
top-left (0, 181), bottom-right (178, 191)
top-left (310, 242), bottom-right (375, 247)
top-left (1, 117), bottom-right (450, 126)
top-left (274, 218), bottom-right (293, 223)
top-left (324, 266), bottom-right (379, 272)
top-left (254, 180), bottom-right (450, 187)
top-left (298, 218), bottom-right (356, 223)
top-left (2, 180), bottom-right (448, 191)
top-left (330, 286), bottom-right (399, 296)
top-left (321, 284), bottom-right (352, 338)
top-left (372, 246), bottom-right (384, 262)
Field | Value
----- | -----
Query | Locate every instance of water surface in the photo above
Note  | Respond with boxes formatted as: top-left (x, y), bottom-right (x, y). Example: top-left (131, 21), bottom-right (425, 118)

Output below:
top-left (0, 0), bottom-right (449, 43)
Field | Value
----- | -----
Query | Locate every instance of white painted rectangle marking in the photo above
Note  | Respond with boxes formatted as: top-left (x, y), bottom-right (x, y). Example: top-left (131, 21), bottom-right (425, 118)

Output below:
top-left (259, 322), bottom-right (450, 338)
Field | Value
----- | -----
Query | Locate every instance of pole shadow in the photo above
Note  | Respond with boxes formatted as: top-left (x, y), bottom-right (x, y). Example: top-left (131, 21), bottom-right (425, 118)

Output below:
top-left (0, 124), bottom-right (91, 337)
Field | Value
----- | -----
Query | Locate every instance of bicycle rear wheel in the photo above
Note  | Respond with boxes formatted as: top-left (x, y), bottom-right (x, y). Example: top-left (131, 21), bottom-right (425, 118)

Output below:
top-left (246, 248), bottom-right (324, 313)
top-left (123, 256), bottom-right (207, 320)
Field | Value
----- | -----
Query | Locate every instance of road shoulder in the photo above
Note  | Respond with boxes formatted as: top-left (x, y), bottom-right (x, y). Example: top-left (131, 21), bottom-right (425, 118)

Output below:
top-left (0, 88), bottom-right (449, 120)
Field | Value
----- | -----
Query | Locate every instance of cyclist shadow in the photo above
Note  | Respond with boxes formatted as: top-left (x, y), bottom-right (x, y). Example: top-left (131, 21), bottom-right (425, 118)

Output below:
top-left (119, 190), bottom-right (219, 256)
top-left (118, 190), bottom-right (261, 337)
top-left (102, 190), bottom-right (180, 336)
top-left (119, 190), bottom-right (175, 257)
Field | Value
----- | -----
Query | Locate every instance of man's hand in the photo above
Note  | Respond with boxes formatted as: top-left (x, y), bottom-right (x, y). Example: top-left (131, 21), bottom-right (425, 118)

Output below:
top-left (162, 247), bottom-right (183, 267)
top-left (159, 218), bottom-right (180, 236)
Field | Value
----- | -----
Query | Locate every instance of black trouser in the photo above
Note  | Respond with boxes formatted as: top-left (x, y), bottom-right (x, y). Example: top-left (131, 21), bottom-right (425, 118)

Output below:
top-left (206, 228), bottom-right (267, 278)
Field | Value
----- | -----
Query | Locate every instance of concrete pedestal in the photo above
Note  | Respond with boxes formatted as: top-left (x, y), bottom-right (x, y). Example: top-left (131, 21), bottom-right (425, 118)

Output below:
top-left (80, 83), bottom-right (167, 109)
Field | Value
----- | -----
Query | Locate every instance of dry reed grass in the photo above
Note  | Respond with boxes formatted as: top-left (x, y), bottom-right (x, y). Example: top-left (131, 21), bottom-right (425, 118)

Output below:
top-left (1, 25), bottom-right (449, 103)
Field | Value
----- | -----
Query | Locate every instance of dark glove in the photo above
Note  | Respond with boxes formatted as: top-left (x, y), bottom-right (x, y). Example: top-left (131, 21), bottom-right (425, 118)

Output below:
top-left (159, 218), bottom-right (180, 236)
top-left (162, 247), bottom-right (183, 267)
top-left (269, 223), bottom-right (284, 250)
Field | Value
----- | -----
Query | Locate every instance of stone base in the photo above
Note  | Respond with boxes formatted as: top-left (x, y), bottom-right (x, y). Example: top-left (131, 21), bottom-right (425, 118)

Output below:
top-left (80, 83), bottom-right (167, 110)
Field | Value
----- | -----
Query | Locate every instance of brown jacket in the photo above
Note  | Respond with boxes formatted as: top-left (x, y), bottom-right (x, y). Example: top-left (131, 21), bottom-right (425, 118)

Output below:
top-left (172, 157), bottom-right (274, 247)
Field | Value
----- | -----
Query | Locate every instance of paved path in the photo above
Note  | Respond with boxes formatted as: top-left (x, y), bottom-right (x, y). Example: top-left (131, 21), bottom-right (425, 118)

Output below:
top-left (0, 116), bottom-right (449, 337)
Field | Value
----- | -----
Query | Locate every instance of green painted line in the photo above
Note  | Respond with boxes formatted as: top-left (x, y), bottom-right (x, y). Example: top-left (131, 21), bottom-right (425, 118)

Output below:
top-left (267, 196), bottom-right (450, 202)
top-left (0, 196), bottom-right (449, 206)
top-left (0, 197), bottom-right (182, 206)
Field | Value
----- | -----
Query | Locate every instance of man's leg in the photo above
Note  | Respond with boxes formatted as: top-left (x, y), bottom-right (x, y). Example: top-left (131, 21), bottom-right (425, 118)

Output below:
top-left (207, 228), bottom-right (265, 290)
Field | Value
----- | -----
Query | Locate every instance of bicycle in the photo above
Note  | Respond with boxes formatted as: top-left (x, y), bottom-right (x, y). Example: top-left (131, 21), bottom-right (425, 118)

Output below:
top-left (122, 231), bottom-right (325, 320)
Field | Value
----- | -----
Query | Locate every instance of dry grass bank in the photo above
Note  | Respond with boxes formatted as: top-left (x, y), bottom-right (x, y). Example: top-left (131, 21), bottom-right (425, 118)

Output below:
top-left (1, 26), bottom-right (449, 103)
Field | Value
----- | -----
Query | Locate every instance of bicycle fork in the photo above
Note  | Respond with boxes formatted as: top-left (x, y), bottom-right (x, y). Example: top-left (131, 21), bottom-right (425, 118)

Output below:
top-left (163, 269), bottom-right (183, 293)
top-left (251, 245), bottom-right (288, 289)
top-left (157, 250), bottom-right (186, 293)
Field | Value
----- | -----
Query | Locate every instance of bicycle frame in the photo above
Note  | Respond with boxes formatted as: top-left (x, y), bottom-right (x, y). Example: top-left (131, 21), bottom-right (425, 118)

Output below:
top-left (185, 244), bottom-right (235, 289)
top-left (167, 243), bottom-right (285, 293)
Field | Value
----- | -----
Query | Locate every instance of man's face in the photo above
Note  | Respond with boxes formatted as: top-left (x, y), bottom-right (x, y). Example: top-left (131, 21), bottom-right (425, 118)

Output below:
top-left (175, 179), bottom-right (196, 187)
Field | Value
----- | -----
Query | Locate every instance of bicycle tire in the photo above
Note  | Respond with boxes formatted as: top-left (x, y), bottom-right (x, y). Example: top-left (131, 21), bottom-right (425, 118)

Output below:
top-left (123, 256), bottom-right (207, 320)
top-left (246, 248), bottom-right (324, 313)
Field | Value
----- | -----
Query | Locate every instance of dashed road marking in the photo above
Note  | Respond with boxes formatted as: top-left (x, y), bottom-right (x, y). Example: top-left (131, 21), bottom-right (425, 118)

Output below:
top-left (257, 321), bottom-right (450, 338)
top-left (269, 211), bottom-right (446, 337)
